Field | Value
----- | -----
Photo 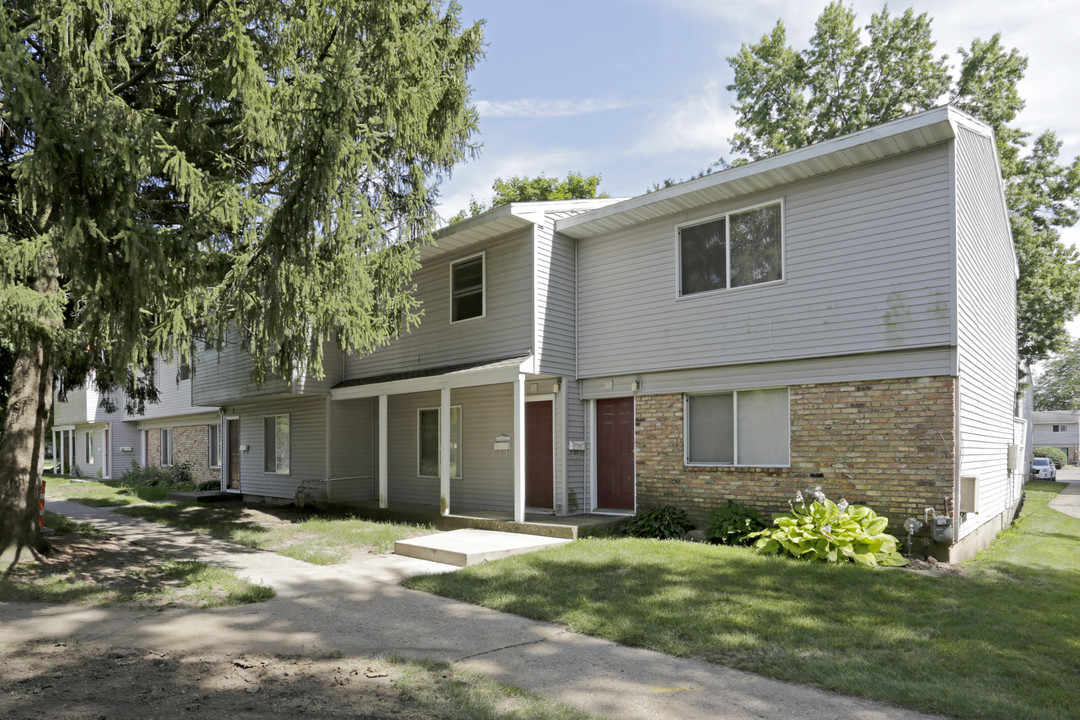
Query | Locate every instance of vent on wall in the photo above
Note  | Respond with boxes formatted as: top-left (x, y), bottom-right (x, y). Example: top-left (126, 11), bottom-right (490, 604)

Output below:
top-left (959, 475), bottom-right (979, 514)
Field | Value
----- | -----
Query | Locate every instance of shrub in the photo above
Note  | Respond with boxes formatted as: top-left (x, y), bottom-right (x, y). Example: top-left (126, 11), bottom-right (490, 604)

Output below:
top-left (1033, 447), bottom-right (1067, 468)
top-left (116, 462), bottom-right (199, 491)
top-left (704, 500), bottom-right (765, 545)
top-left (749, 488), bottom-right (907, 567)
top-left (619, 506), bottom-right (694, 539)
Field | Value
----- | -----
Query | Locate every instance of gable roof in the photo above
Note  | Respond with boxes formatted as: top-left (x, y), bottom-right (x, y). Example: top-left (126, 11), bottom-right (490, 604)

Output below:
top-left (555, 105), bottom-right (994, 240)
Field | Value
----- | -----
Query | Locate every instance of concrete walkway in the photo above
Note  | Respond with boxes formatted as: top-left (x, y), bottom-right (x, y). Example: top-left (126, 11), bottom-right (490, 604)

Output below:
top-left (0, 499), bottom-right (946, 720)
top-left (1049, 466), bottom-right (1080, 519)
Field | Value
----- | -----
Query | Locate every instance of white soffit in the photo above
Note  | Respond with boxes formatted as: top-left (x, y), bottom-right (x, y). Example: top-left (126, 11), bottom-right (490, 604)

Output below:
top-left (557, 106), bottom-right (987, 240)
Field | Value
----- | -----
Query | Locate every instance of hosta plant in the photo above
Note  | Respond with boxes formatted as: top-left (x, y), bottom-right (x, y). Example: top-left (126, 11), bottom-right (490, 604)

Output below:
top-left (704, 500), bottom-right (765, 545)
top-left (749, 488), bottom-right (907, 567)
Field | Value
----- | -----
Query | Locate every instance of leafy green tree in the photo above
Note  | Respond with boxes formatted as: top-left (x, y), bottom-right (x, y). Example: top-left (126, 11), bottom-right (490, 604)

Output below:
top-left (0, 0), bottom-right (483, 563)
top-left (449, 171), bottom-right (607, 221)
top-left (727, 2), bottom-right (1080, 367)
top-left (1034, 340), bottom-right (1080, 410)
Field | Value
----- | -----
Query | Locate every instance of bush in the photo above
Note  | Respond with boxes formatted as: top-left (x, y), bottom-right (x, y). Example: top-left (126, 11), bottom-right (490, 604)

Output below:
top-left (619, 506), bottom-right (694, 539)
top-left (749, 488), bottom-right (907, 567)
top-left (116, 462), bottom-right (199, 491)
top-left (704, 500), bottom-right (765, 545)
top-left (1033, 447), bottom-right (1067, 468)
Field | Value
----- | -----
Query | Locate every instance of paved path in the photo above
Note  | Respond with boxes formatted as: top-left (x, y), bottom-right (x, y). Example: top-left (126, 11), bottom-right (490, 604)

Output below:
top-left (1049, 466), bottom-right (1080, 519)
top-left (0, 499), bottom-right (946, 720)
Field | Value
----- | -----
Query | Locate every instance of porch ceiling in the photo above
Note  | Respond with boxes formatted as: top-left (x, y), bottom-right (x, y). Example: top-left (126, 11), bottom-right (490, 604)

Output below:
top-left (330, 354), bottom-right (533, 400)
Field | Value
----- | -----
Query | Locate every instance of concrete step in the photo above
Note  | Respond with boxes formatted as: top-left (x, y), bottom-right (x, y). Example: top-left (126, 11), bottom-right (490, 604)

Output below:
top-left (394, 528), bottom-right (571, 567)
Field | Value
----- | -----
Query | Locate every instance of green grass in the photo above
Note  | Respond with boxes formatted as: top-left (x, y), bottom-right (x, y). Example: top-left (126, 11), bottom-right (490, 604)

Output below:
top-left (45, 476), bottom-right (170, 506)
top-left (42, 510), bottom-right (107, 537)
top-left (404, 481), bottom-right (1080, 720)
top-left (117, 503), bottom-right (433, 563)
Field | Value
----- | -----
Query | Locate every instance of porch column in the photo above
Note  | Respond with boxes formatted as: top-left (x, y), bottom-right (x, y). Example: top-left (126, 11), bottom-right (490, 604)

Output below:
top-left (440, 387), bottom-right (451, 515)
top-left (59, 431), bottom-right (66, 475)
top-left (52, 430), bottom-right (57, 474)
top-left (378, 394), bottom-right (388, 509)
top-left (513, 373), bottom-right (525, 522)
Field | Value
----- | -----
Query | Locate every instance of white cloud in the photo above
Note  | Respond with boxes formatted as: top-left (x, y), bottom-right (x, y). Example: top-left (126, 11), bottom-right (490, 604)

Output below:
top-left (632, 78), bottom-right (737, 157)
top-left (476, 97), bottom-right (637, 119)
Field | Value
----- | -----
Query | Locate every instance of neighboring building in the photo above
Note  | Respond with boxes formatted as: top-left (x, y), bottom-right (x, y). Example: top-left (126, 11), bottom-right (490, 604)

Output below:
top-left (52, 355), bottom-right (221, 484)
top-left (55, 106), bottom-right (1023, 561)
top-left (1031, 410), bottom-right (1079, 463)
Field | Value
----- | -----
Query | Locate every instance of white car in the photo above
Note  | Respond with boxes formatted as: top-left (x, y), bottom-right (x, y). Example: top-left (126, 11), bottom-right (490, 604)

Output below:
top-left (1031, 457), bottom-right (1057, 481)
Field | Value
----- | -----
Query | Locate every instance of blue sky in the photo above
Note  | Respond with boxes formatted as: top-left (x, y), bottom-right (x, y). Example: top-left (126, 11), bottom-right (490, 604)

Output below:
top-left (437, 0), bottom-right (1080, 337)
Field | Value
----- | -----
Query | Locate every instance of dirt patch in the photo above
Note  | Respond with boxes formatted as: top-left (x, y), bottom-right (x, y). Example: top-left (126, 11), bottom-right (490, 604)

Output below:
top-left (903, 557), bottom-right (965, 577)
top-left (0, 642), bottom-right (453, 720)
top-left (1, 529), bottom-right (267, 608)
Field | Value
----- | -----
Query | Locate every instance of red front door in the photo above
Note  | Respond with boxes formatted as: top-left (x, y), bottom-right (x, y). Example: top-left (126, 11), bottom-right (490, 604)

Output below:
top-left (596, 397), bottom-right (634, 510)
top-left (227, 419), bottom-right (240, 490)
top-left (526, 400), bottom-right (554, 509)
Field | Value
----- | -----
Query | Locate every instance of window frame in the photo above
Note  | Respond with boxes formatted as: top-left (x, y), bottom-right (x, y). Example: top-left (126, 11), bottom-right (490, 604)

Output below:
top-left (263, 414), bottom-right (291, 475)
top-left (417, 406), bottom-right (463, 478)
top-left (1053, 424), bottom-right (1067, 432)
top-left (675, 199), bottom-right (785, 299)
top-left (160, 428), bottom-right (173, 466)
top-left (208, 424), bottom-right (221, 468)
top-left (683, 387), bottom-right (791, 468)
top-left (85, 430), bottom-right (95, 465)
top-left (178, 358), bottom-right (191, 381)
top-left (449, 251), bottom-right (486, 324)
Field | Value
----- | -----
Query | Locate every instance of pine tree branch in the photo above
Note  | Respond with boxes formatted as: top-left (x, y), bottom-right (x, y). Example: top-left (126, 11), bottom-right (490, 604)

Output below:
top-left (110, 0), bottom-right (223, 95)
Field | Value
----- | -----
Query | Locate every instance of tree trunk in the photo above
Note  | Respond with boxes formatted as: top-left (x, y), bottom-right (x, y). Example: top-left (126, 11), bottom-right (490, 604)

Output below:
top-left (0, 340), bottom-right (54, 564)
top-left (0, 251), bottom-right (59, 568)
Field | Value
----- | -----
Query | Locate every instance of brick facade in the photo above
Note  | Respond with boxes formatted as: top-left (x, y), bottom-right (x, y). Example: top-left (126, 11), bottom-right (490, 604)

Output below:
top-left (146, 425), bottom-right (222, 485)
top-left (633, 376), bottom-right (956, 530)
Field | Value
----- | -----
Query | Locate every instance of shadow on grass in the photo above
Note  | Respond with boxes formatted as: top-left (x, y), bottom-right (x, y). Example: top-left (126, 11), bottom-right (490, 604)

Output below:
top-left (117, 504), bottom-right (272, 547)
top-left (404, 483), bottom-right (1080, 720)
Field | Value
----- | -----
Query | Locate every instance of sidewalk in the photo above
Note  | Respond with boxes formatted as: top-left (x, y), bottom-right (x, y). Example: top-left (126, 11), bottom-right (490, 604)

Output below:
top-left (1049, 465), bottom-right (1080, 519)
top-left (0, 499), bottom-right (945, 720)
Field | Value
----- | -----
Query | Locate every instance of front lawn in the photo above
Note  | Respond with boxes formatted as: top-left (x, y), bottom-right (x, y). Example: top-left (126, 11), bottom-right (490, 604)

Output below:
top-left (45, 476), bottom-right (172, 506)
top-left (117, 503), bottom-right (434, 563)
top-left (404, 481), bottom-right (1080, 720)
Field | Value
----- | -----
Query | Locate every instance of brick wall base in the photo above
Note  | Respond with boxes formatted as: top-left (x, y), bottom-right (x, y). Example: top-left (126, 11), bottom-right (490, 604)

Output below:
top-left (634, 376), bottom-right (956, 532)
top-left (146, 425), bottom-right (222, 485)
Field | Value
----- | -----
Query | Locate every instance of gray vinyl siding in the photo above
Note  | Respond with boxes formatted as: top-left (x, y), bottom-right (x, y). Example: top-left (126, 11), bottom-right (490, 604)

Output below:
top-left (73, 424), bottom-right (109, 478)
top-left (580, 347), bottom-right (956, 399)
top-left (953, 126), bottom-right (1019, 535)
top-left (535, 212), bottom-right (579, 376)
top-left (564, 379), bottom-right (587, 513)
top-left (109, 420), bottom-right (142, 475)
top-left (576, 145), bottom-right (955, 378)
top-left (54, 384), bottom-right (122, 426)
top-left (292, 341), bottom-right (345, 394)
top-left (228, 396), bottom-right (327, 499)
top-left (328, 397), bottom-right (377, 503)
top-left (1032, 423), bottom-right (1077, 449)
top-left (126, 356), bottom-right (212, 421)
top-left (345, 229), bottom-right (534, 379)
top-left (386, 386), bottom-right (515, 513)
top-left (192, 332), bottom-right (292, 406)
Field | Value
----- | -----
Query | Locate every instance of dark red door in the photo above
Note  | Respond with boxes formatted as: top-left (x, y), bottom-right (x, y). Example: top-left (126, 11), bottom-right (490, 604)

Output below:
top-left (526, 401), bottom-right (554, 509)
top-left (596, 397), bottom-right (634, 510)
top-left (227, 419), bottom-right (240, 490)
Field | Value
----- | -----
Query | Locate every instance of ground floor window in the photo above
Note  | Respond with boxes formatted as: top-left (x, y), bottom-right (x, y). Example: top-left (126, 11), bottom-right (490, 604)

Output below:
top-left (208, 424), bottom-right (220, 468)
top-left (685, 387), bottom-right (789, 466)
top-left (263, 415), bottom-right (290, 474)
top-left (418, 406), bottom-right (461, 477)
top-left (160, 428), bottom-right (173, 466)
top-left (85, 430), bottom-right (94, 464)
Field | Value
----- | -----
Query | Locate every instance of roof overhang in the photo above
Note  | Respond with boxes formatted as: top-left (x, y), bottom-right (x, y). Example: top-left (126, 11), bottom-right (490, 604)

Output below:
top-left (424, 198), bottom-right (625, 260)
top-left (556, 106), bottom-right (990, 240)
top-left (330, 355), bottom-right (535, 400)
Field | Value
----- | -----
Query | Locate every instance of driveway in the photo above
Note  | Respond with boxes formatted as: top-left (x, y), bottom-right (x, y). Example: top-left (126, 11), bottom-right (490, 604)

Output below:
top-left (0, 499), bottom-right (947, 720)
top-left (1049, 464), bottom-right (1080, 519)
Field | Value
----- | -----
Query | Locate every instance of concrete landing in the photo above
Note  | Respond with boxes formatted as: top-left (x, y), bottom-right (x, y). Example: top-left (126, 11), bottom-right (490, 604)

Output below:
top-left (395, 528), bottom-right (571, 567)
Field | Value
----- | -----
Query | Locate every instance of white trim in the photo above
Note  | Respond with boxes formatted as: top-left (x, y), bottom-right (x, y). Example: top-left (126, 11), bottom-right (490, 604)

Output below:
top-left (440, 388), bottom-right (452, 516)
top-left (208, 423), bottom-right (221, 469)
top-left (378, 395), bottom-right (388, 508)
top-left (675, 198), bottom-right (785, 300)
top-left (588, 399), bottom-right (597, 512)
top-left (449, 250), bottom-right (486, 324)
top-left (513, 373), bottom-right (526, 522)
top-left (330, 356), bottom-right (532, 401)
top-left (525, 393), bottom-right (556, 402)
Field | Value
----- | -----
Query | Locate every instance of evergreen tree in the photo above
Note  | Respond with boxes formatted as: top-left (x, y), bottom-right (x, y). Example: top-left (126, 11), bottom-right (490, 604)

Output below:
top-left (0, 0), bottom-right (484, 563)
top-left (1034, 340), bottom-right (1080, 410)
top-left (727, 2), bottom-right (1080, 367)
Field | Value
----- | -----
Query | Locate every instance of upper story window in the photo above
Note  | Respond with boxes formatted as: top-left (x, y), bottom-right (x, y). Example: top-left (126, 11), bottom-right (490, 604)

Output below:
top-left (1053, 424), bottom-right (1068, 432)
top-left (178, 358), bottom-right (191, 381)
top-left (679, 202), bottom-right (783, 296)
top-left (450, 253), bottom-right (485, 322)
